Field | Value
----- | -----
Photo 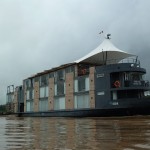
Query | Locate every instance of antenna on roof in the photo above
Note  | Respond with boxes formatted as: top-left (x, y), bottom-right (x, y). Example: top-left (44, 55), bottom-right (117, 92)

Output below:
top-left (106, 34), bottom-right (111, 39)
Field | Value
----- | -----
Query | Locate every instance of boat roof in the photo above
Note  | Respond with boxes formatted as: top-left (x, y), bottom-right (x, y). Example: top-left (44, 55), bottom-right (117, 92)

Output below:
top-left (75, 38), bottom-right (134, 65)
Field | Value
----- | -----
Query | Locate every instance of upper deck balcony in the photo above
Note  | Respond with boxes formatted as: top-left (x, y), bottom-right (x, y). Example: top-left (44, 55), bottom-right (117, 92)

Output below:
top-left (124, 80), bottom-right (149, 88)
top-left (111, 79), bottom-right (150, 91)
top-left (106, 57), bottom-right (140, 66)
top-left (108, 58), bottom-right (150, 90)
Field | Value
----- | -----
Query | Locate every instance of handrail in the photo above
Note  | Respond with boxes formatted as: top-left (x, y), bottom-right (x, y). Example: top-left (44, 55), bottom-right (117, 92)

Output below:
top-left (106, 58), bottom-right (140, 65)
top-left (124, 80), bottom-right (149, 87)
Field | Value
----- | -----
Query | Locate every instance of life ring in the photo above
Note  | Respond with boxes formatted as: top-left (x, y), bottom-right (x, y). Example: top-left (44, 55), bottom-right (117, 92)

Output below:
top-left (114, 80), bottom-right (120, 88)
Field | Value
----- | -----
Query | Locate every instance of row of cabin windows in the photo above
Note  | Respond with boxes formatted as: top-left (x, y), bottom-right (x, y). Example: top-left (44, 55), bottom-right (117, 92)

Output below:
top-left (54, 77), bottom-right (89, 95)
top-left (26, 94), bottom-right (89, 112)
top-left (25, 66), bottom-right (75, 88)
top-left (26, 77), bottom-right (89, 100)
top-left (26, 99), bottom-right (48, 112)
top-left (26, 87), bottom-right (48, 100)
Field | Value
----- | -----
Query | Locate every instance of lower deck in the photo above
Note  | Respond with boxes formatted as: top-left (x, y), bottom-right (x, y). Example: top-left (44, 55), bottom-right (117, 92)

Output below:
top-left (18, 98), bottom-right (150, 117)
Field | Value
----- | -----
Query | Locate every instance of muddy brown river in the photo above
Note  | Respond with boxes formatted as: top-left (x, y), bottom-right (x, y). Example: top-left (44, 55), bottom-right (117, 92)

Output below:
top-left (0, 115), bottom-right (150, 150)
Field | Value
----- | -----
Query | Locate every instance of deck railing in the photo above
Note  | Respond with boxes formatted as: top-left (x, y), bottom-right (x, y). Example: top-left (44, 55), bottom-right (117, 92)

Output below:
top-left (124, 80), bottom-right (149, 88)
top-left (112, 80), bottom-right (149, 89)
top-left (106, 58), bottom-right (140, 66)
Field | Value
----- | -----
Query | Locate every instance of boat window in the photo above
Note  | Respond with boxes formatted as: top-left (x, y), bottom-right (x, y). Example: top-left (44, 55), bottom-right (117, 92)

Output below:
top-left (55, 81), bottom-right (65, 95)
top-left (130, 72), bottom-right (142, 81)
top-left (74, 94), bottom-right (89, 109)
top-left (34, 77), bottom-right (39, 82)
top-left (18, 86), bottom-right (24, 102)
top-left (66, 66), bottom-right (75, 73)
top-left (39, 99), bottom-right (48, 111)
top-left (78, 64), bottom-right (89, 76)
top-left (26, 89), bottom-right (34, 100)
top-left (78, 78), bottom-right (85, 91)
top-left (40, 86), bottom-right (48, 98)
top-left (124, 72), bottom-right (129, 81)
top-left (26, 79), bottom-right (31, 88)
top-left (57, 70), bottom-right (65, 81)
top-left (25, 79), bottom-right (34, 89)
top-left (40, 75), bottom-right (48, 86)
top-left (49, 72), bottom-right (54, 78)
top-left (74, 77), bottom-right (89, 92)
top-left (54, 97), bottom-right (65, 110)
top-left (26, 100), bottom-right (34, 112)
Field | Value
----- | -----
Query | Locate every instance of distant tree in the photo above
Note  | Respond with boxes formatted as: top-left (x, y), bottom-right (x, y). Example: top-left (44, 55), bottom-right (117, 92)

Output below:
top-left (0, 104), bottom-right (7, 114)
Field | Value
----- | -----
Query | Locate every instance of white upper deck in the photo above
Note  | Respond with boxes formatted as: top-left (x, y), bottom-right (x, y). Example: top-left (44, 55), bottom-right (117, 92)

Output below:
top-left (75, 38), bottom-right (134, 65)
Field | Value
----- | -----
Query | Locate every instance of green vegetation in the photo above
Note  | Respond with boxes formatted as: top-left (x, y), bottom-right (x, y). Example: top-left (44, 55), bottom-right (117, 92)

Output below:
top-left (0, 105), bottom-right (7, 114)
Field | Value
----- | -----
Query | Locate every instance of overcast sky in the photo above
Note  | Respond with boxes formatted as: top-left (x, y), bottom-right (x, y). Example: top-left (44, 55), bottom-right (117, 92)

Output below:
top-left (1, 0), bottom-right (150, 104)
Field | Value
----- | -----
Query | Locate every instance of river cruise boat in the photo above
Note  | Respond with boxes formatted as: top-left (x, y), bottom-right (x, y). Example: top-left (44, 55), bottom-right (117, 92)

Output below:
top-left (6, 35), bottom-right (150, 117)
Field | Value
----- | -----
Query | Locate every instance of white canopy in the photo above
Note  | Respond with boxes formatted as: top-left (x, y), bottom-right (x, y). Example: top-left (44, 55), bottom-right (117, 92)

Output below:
top-left (75, 39), bottom-right (134, 65)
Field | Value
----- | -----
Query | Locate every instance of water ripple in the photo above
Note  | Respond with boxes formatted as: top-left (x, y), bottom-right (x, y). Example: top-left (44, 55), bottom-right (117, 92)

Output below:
top-left (0, 116), bottom-right (150, 149)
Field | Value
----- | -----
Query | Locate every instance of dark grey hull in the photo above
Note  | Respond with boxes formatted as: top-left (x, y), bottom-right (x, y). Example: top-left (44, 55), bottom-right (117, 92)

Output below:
top-left (17, 98), bottom-right (150, 117)
top-left (17, 106), bottom-right (150, 117)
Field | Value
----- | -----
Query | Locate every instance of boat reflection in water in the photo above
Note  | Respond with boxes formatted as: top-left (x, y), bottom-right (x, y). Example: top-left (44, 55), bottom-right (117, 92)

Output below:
top-left (1, 115), bottom-right (150, 150)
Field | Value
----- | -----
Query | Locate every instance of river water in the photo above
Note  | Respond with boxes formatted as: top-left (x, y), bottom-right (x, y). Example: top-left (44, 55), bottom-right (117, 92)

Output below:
top-left (0, 115), bottom-right (150, 150)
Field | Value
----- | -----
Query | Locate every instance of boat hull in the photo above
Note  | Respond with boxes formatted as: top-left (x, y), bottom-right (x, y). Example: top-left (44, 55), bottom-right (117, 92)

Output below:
top-left (17, 106), bottom-right (150, 117)
top-left (16, 98), bottom-right (150, 117)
